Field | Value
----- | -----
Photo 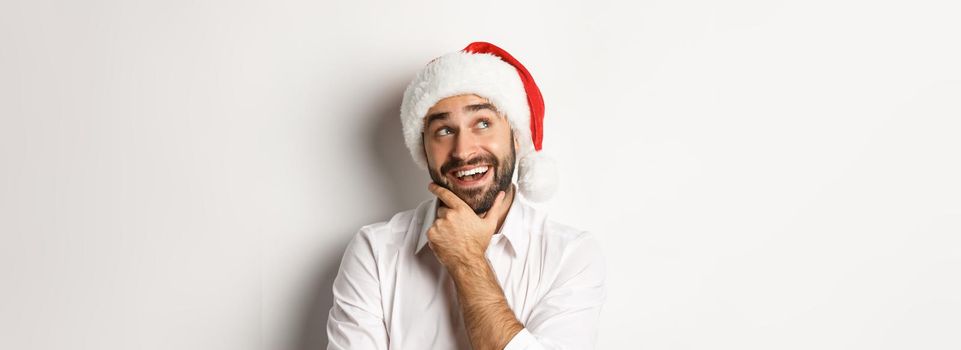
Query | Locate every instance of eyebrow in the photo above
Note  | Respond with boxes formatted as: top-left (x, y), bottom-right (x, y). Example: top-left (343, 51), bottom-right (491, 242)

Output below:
top-left (424, 103), bottom-right (500, 129)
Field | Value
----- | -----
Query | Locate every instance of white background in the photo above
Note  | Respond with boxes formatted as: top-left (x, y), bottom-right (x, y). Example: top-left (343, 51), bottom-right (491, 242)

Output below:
top-left (1, 0), bottom-right (959, 349)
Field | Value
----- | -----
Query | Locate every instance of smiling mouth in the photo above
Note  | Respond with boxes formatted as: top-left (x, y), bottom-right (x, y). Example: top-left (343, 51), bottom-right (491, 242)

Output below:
top-left (448, 165), bottom-right (492, 187)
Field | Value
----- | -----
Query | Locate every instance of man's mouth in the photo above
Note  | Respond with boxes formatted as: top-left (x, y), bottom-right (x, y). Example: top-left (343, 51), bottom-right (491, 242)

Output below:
top-left (448, 165), bottom-right (492, 187)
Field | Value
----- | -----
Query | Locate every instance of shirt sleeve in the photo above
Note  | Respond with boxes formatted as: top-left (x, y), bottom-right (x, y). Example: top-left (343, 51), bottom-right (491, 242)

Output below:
top-left (326, 228), bottom-right (389, 350)
top-left (504, 231), bottom-right (607, 350)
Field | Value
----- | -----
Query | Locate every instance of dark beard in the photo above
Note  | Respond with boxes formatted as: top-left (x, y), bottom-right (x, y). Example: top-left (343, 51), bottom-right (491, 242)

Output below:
top-left (428, 137), bottom-right (516, 215)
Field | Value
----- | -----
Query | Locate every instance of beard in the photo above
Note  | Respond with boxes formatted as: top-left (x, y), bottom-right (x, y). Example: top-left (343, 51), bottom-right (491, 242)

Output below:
top-left (428, 137), bottom-right (516, 215)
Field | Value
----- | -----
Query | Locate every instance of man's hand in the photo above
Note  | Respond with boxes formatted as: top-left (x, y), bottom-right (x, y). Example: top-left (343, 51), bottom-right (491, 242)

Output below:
top-left (427, 183), bottom-right (524, 350)
top-left (426, 183), bottom-right (508, 270)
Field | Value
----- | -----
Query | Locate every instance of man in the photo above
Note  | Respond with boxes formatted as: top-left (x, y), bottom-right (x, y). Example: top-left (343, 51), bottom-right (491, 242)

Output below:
top-left (327, 42), bottom-right (605, 350)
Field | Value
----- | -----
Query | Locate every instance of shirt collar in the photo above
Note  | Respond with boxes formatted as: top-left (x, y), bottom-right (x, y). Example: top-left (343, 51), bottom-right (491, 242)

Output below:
top-left (415, 189), bottom-right (529, 256)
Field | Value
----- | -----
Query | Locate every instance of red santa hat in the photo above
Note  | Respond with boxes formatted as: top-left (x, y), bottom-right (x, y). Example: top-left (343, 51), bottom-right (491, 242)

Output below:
top-left (400, 41), bottom-right (558, 202)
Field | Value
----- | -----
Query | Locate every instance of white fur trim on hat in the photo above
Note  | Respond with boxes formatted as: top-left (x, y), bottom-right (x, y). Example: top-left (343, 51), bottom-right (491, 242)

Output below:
top-left (518, 151), bottom-right (558, 202)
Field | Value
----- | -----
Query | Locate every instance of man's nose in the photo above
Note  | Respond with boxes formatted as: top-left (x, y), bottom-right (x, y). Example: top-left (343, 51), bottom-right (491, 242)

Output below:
top-left (452, 131), bottom-right (480, 161)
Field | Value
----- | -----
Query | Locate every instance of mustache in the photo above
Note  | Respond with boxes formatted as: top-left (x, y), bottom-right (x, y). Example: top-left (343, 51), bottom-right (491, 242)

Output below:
top-left (440, 154), bottom-right (499, 175)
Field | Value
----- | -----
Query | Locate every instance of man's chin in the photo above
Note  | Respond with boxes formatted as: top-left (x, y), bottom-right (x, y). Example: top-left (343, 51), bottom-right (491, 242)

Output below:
top-left (439, 185), bottom-right (485, 210)
top-left (448, 186), bottom-right (487, 206)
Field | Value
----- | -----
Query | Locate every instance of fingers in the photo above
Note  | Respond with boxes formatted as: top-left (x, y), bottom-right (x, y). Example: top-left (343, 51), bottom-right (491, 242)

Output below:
top-left (428, 183), bottom-right (469, 211)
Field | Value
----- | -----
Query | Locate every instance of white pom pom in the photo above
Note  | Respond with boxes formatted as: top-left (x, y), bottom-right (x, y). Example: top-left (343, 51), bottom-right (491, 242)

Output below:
top-left (518, 152), bottom-right (559, 202)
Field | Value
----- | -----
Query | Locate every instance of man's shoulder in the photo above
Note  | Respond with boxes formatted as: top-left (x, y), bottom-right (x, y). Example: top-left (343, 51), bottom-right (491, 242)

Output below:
top-left (521, 202), bottom-right (605, 283)
top-left (542, 217), bottom-right (588, 241)
top-left (522, 202), bottom-right (590, 242)
top-left (521, 202), bottom-right (600, 255)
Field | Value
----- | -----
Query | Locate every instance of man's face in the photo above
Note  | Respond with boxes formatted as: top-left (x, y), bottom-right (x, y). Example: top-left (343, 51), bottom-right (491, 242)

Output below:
top-left (422, 94), bottom-right (518, 214)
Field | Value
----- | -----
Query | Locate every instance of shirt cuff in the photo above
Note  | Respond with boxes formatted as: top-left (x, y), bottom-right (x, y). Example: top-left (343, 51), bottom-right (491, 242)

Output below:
top-left (503, 328), bottom-right (540, 350)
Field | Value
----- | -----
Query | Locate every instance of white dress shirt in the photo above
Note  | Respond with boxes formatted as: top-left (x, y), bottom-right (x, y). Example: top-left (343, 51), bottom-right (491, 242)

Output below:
top-left (326, 192), bottom-right (605, 349)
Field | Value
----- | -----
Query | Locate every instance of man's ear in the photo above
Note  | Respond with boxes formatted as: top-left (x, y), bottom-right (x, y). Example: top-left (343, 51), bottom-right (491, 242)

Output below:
top-left (513, 131), bottom-right (520, 153)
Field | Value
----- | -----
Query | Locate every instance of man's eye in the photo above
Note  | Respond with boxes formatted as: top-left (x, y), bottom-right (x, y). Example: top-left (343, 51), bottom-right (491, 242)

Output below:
top-left (436, 127), bottom-right (452, 136)
top-left (477, 120), bottom-right (490, 128)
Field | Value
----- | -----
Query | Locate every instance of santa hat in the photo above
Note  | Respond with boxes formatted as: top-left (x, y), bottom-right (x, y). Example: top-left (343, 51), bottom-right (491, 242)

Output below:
top-left (400, 42), bottom-right (558, 202)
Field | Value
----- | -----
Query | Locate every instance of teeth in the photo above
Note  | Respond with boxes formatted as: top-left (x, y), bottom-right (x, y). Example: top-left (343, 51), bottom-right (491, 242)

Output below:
top-left (455, 166), bottom-right (489, 178)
